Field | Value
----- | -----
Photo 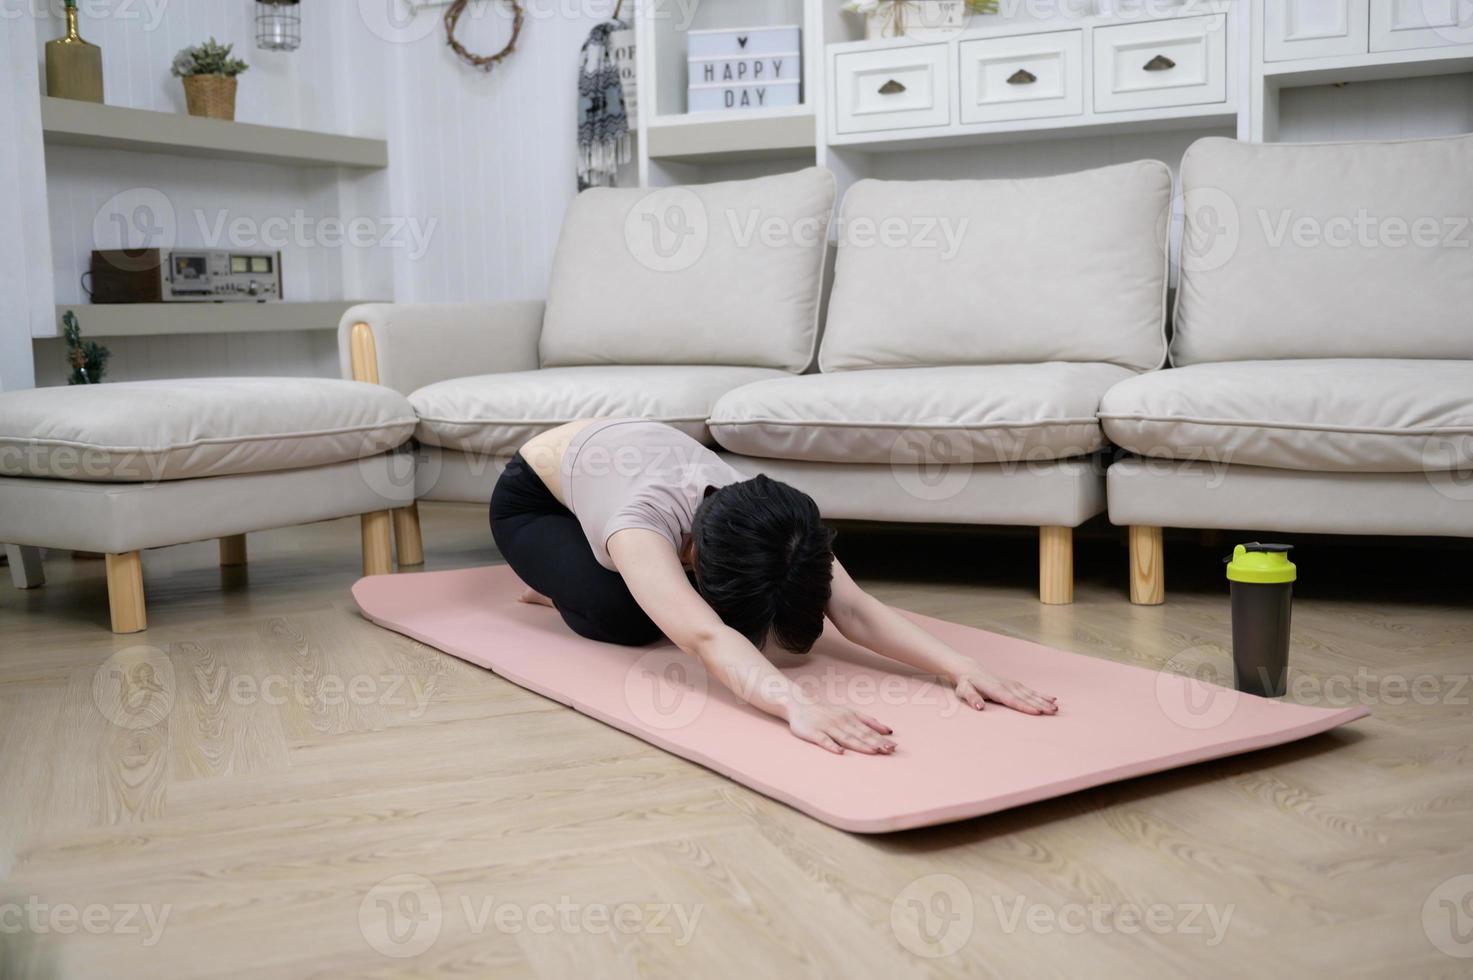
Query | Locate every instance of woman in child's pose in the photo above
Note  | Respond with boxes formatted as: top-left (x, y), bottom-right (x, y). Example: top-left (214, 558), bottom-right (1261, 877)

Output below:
top-left (491, 418), bottom-right (1057, 755)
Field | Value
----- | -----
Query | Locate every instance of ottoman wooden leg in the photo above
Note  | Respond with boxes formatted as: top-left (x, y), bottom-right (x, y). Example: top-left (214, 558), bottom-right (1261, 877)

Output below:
top-left (1129, 525), bottom-right (1165, 606)
top-left (1039, 526), bottom-right (1074, 605)
top-left (219, 534), bottom-right (248, 567)
top-left (105, 551), bottom-right (147, 634)
top-left (393, 503), bottom-right (424, 566)
top-left (361, 512), bottom-right (393, 577)
top-left (6, 545), bottom-right (45, 589)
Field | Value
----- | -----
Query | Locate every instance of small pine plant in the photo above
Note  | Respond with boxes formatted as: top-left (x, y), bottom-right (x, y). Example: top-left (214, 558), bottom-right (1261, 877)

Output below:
top-left (62, 310), bottom-right (110, 385)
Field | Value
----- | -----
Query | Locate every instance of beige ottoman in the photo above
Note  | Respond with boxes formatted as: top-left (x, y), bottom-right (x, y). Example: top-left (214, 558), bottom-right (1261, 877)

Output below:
top-left (0, 378), bottom-right (419, 633)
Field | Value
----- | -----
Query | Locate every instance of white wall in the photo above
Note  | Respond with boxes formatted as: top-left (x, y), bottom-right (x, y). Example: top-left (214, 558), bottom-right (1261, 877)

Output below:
top-left (1, 13), bottom-right (53, 392)
top-left (375, 0), bottom-right (614, 304)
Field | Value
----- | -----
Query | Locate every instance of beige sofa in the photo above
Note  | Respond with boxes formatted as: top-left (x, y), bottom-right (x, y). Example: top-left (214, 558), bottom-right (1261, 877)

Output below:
top-left (341, 162), bottom-right (1174, 604)
top-left (1102, 134), bottom-right (1473, 604)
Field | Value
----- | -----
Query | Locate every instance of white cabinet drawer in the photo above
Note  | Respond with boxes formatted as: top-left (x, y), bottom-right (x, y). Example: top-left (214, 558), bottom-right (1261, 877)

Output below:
top-left (1092, 14), bottom-right (1226, 113)
top-left (833, 43), bottom-right (950, 135)
top-left (1371, 0), bottom-right (1473, 51)
top-left (958, 30), bottom-right (1083, 125)
top-left (1265, 0), bottom-right (1370, 62)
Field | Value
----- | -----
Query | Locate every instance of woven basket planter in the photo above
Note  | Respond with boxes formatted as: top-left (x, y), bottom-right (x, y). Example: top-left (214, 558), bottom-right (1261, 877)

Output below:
top-left (182, 74), bottom-right (237, 120)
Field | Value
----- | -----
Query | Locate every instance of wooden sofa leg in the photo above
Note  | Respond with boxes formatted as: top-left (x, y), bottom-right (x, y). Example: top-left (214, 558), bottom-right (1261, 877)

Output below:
top-left (6, 544), bottom-right (45, 589)
top-left (361, 512), bottom-right (394, 577)
top-left (219, 534), bottom-right (247, 567)
top-left (105, 551), bottom-right (147, 634)
top-left (393, 503), bottom-right (424, 566)
top-left (1039, 526), bottom-right (1074, 605)
top-left (1129, 526), bottom-right (1165, 606)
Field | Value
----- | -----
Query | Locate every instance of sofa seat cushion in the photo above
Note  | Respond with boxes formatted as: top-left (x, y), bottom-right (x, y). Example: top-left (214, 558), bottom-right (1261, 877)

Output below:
top-left (1099, 359), bottom-right (1473, 473)
top-left (709, 363), bottom-right (1135, 464)
top-left (410, 365), bottom-right (788, 456)
top-left (0, 378), bottom-right (416, 483)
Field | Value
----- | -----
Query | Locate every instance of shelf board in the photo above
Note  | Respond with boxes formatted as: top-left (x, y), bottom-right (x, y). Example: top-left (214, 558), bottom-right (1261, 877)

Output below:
top-left (40, 97), bottom-right (388, 169)
top-left (830, 104), bottom-right (1237, 153)
top-left (50, 301), bottom-right (381, 339)
top-left (646, 108), bottom-right (816, 163)
top-left (1262, 46), bottom-right (1473, 89)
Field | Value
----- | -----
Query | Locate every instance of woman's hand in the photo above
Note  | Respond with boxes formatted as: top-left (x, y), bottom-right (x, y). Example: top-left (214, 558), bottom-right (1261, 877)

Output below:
top-left (952, 670), bottom-right (1058, 715)
top-left (787, 703), bottom-right (896, 755)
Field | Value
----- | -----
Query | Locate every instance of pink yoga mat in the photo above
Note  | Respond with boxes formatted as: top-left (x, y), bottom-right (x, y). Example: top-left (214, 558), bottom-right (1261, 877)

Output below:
top-left (353, 565), bottom-right (1367, 833)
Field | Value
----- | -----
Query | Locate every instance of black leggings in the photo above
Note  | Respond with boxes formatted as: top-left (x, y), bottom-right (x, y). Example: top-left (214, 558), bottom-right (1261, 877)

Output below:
top-left (489, 454), bottom-right (663, 646)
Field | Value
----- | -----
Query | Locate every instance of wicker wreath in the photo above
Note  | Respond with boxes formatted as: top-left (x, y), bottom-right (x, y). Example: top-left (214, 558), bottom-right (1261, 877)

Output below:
top-left (445, 0), bottom-right (524, 72)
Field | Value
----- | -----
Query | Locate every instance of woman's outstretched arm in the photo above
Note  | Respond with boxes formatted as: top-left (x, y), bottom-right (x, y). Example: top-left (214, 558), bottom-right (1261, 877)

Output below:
top-left (825, 560), bottom-right (1058, 716)
top-left (608, 529), bottom-right (896, 755)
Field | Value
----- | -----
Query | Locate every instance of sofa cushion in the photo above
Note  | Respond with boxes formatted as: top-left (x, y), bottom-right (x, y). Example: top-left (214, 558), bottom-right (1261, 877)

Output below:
top-left (709, 363), bottom-right (1134, 464)
top-left (410, 365), bottom-right (788, 456)
top-left (1173, 135), bottom-right (1473, 366)
top-left (0, 378), bottom-right (416, 483)
top-left (1099, 360), bottom-right (1473, 473)
top-left (540, 168), bottom-right (836, 373)
top-left (819, 161), bottom-right (1172, 374)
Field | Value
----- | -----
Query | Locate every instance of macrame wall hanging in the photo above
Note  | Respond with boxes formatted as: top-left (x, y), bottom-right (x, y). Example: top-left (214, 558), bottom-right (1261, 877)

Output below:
top-left (444, 0), bottom-right (524, 72)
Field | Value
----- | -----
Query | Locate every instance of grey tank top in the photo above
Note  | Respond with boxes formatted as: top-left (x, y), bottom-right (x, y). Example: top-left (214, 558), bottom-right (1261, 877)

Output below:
top-left (560, 419), bottom-right (746, 571)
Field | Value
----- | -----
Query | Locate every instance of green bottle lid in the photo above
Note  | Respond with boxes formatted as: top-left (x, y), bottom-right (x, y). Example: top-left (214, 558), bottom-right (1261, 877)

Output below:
top-left (1226, 543), bottom-right (1297, 584)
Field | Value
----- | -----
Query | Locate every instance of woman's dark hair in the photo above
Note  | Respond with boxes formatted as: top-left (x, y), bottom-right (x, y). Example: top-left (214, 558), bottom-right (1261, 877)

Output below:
top-left (689, 474), bottom-right (835, 653)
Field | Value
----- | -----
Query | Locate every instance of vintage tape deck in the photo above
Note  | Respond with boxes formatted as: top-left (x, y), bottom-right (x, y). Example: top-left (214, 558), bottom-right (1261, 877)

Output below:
top-left (89, 248), bottom-right (282, 303)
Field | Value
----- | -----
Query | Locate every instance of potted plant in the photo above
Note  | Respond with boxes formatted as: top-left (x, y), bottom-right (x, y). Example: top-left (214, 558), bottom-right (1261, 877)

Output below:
top-left (171, 38), bottom-right (248, 120)
top-left (845, 0), bottom-right (998, 41)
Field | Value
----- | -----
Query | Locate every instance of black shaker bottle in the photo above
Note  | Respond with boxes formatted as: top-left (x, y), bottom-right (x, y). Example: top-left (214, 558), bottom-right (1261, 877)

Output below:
top-left (1225, 543), bottom-right (1296, 698)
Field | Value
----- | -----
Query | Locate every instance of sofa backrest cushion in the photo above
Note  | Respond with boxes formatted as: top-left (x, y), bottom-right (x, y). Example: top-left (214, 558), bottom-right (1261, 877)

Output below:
top-left (540, 167), bottom-right (837, 373)
top-left (1173, 134), bottom-right (1473, 365)
top-left (818, 161), bottom-right (1172, 374)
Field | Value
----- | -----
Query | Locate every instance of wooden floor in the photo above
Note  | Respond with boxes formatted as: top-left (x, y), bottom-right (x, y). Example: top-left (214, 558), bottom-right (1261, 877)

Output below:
top-left (2, 505), bottom-right (1470, 979)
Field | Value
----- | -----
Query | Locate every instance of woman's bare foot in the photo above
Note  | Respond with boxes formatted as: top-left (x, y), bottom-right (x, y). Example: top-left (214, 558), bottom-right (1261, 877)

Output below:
top-left (519, 588), bottom-right (554, 608)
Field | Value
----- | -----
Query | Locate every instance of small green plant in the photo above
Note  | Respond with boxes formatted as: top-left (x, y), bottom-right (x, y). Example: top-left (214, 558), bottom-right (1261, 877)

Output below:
top-left (62, 310), bottom-right (110, 385)
top-left (171, 38), bottom-right (249, 79)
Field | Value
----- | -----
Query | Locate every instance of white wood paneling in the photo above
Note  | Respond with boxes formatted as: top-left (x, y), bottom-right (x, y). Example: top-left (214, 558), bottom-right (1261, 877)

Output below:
top-left (1275, 72), bottom-right (1473, 139)
top-left (2, 13), bottom-right (54, 388)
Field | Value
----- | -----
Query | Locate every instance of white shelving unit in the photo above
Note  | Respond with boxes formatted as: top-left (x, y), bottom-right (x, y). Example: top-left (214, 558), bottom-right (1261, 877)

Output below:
top-left (632, 0), bottom-right (1472, 191)
top-left (36, 96), bottom-right (391, 359)
top-left (635, 0), bottom-right (821, 185)
top-left (633, 1), bottom-right (1252, 193)
top-left (1249, 0), bottom-right (1473, 141)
